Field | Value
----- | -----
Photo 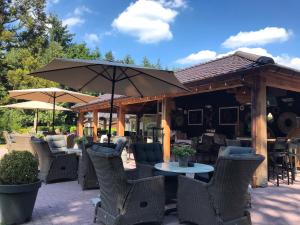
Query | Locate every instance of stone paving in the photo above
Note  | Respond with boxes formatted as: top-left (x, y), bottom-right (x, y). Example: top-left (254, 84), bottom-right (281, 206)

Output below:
top-left (22, 174), bottom-right (300, 225)
top-left (2, 147), bottom-right (300, 225)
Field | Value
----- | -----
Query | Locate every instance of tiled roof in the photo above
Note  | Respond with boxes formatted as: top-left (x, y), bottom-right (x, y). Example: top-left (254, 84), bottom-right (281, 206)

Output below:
top-left (175, 51), bottom-right (275, 84)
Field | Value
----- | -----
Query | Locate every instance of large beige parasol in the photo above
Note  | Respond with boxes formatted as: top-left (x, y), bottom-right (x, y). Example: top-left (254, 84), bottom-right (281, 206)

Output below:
top-left (9, 87), bottom-right (96, 131)
top-left (28, 58), bottom-right (188, 143)
top-left (0, 101), bottom-right (71, 133)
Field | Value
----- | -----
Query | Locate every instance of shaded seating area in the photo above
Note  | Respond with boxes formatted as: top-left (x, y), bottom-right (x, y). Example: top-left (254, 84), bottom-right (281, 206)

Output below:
top-left (87, 144), bottom-right (165, 225)
top-left (31, 138), bottom-right (78, 183)
top-left (178, 153), bottom-right (264, 225)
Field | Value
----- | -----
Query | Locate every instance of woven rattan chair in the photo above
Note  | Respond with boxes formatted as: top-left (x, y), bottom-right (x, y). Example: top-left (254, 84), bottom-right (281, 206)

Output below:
top-left (45, 135), bottom-right (68, 152)
top-left (3, 131), bottom-right (36, 156)
top-left (178, 154), bottom-right (264, 225)
top-left (31, 138), bottom-right (78, 183)
top-left (132, 142), bottom-right (178, 203)
top-left (78, 138), bottom-right (128, 190)
top-left (87, 144), bottom-right (165, 225)
top-left (78, 141), bottom-right (99, 190)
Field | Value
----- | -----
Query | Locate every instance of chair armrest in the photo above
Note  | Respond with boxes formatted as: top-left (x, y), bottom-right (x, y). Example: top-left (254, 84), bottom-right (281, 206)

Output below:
top-left (178, 175), bottom-right (215, 221)
top-left (123, 176), bottom-right (165, 214)
top-left (136, 163), bottom-right (154, 178)
top-left (125, 168), bottom-right (139, 180)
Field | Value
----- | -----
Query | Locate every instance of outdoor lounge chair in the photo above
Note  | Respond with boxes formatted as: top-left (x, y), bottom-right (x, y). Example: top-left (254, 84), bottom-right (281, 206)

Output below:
top-left (87, 144), bottom-right (165, 225)
top-left (178, 153), bottom-right (264, 225)
top-left (31, 138), bottom-right (78, 183)
top-left (78, 137), bottom-right (128, 190)
top-left (45, 134), bottom-right (68, 152)
top-left (3, 131), bottom-right (36, 156)
top-left (132, 142), bottom-right (178, 203)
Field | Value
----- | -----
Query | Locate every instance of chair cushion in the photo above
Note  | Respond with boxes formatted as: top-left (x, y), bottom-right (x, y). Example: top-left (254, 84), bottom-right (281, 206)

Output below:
top-left (133, 143), bottom-right (163, 165)
top-left (219, 146), bottom-right (255, 157)
top-left (46, 135), bottom-right (67, 151)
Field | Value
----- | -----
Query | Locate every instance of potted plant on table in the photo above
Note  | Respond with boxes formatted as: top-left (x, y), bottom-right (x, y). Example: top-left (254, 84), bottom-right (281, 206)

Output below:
top-left (172, 145), bottom-right (196, 167)
top-left (0, 151), bottom-right (41, 225)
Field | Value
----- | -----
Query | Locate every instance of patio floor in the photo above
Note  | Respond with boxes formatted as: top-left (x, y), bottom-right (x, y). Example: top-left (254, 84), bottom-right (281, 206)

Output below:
top-left (21, 174), bottom-right (300, 225)
top-left (1, 148), bottom-right (299, 225)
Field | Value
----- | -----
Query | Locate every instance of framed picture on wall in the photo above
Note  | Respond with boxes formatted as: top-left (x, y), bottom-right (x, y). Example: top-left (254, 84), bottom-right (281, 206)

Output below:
top-left (219, 106), bottom-right (239, 125)
top-left (188, 109), bottom-right (203, 125)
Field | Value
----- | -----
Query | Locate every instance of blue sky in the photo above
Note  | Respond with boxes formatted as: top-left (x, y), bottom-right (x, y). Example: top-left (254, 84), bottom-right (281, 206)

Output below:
top-left (46, 0), bottom-right (300, 70)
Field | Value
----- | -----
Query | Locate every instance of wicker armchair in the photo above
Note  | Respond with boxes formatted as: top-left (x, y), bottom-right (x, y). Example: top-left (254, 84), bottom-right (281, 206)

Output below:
top-left (78, 138), bottom-right (128, 190)
top-left (87, 145), bottom-right (165, 225)
top-left (178, 154), bottom-right (264, 225)
top-left (78, 142), bottom-right (99, 190)
top-left (31, 138), bottom-right (78, 183)
top-left (45, 135), bottom-right (68, 152)
top-left (3, 131), bottom-right (36, 156)
top-left (132, 143), bottom-right (177, 203)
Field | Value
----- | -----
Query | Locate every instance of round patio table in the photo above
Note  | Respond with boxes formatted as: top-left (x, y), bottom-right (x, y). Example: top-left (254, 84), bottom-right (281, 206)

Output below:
top-left (154, 162), bottom-right (214, 215)
top-left (154, 162), bottom-right (214, 175)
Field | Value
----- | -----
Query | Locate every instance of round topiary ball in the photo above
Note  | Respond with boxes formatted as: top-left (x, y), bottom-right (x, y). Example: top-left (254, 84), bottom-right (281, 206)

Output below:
top-left (0, 151), bottom-right (39, 185)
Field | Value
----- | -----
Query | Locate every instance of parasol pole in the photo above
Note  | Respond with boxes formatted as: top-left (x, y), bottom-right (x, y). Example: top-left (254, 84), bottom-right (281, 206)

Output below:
top-left (108, 67), bottom-right (116, 144)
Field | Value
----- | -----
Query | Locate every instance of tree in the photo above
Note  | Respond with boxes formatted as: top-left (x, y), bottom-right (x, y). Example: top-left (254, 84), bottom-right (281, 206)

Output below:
top-left (47, 14), bottom-right (74, 49)
top-left (122, 54), bottom-right (135, 64)
top-left (66, 43), bottom-right (101, 60)
top-left (105, 50), bottom-right (114, 61)
top-left (142, 56), bottom-right (153, 68)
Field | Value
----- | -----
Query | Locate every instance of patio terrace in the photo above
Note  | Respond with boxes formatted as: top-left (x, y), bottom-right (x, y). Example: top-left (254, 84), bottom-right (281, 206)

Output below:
top-left (23, 173), bottom-right (299, 225)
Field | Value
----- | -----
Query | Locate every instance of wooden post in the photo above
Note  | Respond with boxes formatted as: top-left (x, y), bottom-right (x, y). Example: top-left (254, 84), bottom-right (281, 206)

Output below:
top-left (117, 106), bottom-right (125, 136)
top-left (251, 76), bottom-right (268, 187)
top-left (77, 112), bottom-right (84, 137)
top-left (92, 110), bottom-right (98, 141)
top-left (162, 98), bottom-right (172, 162)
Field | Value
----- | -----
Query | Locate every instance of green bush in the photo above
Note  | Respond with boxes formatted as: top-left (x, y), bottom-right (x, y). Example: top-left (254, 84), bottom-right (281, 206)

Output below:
top-left (172, 145), bottom-right (196, 157)
top-left (69, 126), bottom-right (77, 133)
top-left (0, 151), bottom-right (39, 185)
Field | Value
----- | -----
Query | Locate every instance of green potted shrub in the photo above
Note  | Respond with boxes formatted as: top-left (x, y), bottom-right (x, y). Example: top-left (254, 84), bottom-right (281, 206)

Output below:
top-left (172, 145), bottom-right (196, 167)
top-left (0, 151), bottom-right (41, 225)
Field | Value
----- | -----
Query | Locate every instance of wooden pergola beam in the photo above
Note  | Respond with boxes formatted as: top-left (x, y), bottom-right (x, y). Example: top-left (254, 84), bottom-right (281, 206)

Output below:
top-left (162, 98), bottom-right (173, 162)
top-left (251, 75), bottom-right (268, 187)
top-left (74, 78), bottom-right (245, 113)
top-left (264, 72), bottom-right (300, 92)
top-left (77, 112), bottom-right (84, 137)
top-left (117, 106), bottom-right (125, 136)
top-left (92, 110), bottom-right (98, 142)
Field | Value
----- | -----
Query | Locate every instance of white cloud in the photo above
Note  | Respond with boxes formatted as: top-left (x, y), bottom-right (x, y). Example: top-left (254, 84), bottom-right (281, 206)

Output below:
top-left (176, 50), bottom-right (217, 64)
top-left (176, 47), bottom-right (300, 71)
top-left (112, 0), bottom-right (184, 43)
top-left (74, 6), bottom-right (92, 16)
top-left (47, 0), bottom-right (59, 4)
top-left (222, 27), bottom-right (292, 49)
top-left (62, 17), bottom-right (85, 27)
top-left (84, 33), bottom-right (100, 44)
top-left (160, 0), bottom-right (187, 8)
top-left (62, 5), bottom-right (91, 28)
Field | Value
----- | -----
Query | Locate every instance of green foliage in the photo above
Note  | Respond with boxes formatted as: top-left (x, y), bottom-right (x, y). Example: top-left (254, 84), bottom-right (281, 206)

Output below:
top-left (172, 145), bottom-right (196, 157)
top-left (122, 54), bottom-right (135, 64)
top-left (0, 151), bottom-right (39, 185)
top-left (66, 43), bottom-right (101, 59)
top-left (69, 126), bottom-right (77, 133)
top-left (47, 14), bottom-right (74, 49)
top-left (74, 136), bottom-right (87, 144)
top-left (34, 133), bottom-right (44, 139)
top-left (105, 50), bottom-right (114, 61)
